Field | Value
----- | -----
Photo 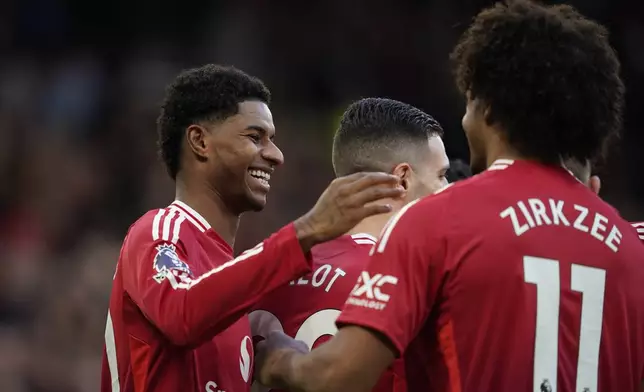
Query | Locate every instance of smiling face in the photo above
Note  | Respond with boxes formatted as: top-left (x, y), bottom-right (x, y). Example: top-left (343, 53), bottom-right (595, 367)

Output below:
top-left (196, 100), bottom-right (284, 214)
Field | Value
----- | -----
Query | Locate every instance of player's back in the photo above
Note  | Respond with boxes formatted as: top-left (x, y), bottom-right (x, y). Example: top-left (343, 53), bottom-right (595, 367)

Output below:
top-left (412, 159), bottom-right (644, 391)
top-left (251, 234), bottom-right (406, 392)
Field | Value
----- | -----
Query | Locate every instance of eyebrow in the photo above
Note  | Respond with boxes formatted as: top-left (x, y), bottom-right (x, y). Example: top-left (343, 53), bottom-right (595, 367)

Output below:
top-left (245, 125), bottom-right (275, 139)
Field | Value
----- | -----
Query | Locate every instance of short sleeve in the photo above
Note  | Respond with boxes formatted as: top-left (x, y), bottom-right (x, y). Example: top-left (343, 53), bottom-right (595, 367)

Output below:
top-left (336, 197), bottom-right (448, 355)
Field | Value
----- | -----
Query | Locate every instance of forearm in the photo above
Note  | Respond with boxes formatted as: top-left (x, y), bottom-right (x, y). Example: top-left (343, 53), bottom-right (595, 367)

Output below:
top-left (134, 224), bottom-right (312, 347)
top-left (269, 346), bottom-right (375, 392)
top-left (271, 350), bottom-right (346, 392)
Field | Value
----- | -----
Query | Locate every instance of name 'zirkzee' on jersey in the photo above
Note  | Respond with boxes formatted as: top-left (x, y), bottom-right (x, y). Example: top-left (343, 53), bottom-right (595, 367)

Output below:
top-left (337, 159), bottom-right (644, 392)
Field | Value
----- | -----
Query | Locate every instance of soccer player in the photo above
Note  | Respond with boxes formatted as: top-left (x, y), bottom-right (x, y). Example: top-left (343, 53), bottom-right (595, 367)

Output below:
top-left (249, 97), bottom-right (449, 392)
top-left (101, 65), bottom-right (405, 392)
top-left (255, 2), bottom-right (644, 392)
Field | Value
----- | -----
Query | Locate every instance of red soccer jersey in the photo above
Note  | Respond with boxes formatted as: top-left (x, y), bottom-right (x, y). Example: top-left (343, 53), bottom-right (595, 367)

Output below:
top-left (101, 200), bottom-right (311, 392)
top-left (251, 234), bottom-right (406, 392)
top-left (338, 159), bottom-right (644, 392)
top-left (632, 222), bottom-right (644, 243)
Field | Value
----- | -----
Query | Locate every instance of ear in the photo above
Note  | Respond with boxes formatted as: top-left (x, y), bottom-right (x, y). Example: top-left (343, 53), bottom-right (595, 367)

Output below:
top-left (482, 102), bottom-right (495, 126)
top-left (588, 175), bottom-right (601, 195)
top-left (391, 163), bottom-right (412, 191)
top-left (186, 124), bottom-right (210, 160)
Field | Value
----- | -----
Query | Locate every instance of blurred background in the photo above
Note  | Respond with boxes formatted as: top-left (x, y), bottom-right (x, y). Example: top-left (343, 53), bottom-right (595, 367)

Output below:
top-left (0, 0), bottom-right (641, 390)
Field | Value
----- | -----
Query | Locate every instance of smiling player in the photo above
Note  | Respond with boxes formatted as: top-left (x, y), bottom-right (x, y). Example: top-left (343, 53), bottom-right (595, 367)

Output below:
top-left (101, 65), bottom-right (405, 392)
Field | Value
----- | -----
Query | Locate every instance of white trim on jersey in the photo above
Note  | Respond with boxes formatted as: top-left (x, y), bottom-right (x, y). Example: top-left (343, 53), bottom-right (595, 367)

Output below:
top-left (172, 200), bottom-right (212, 231)
top-left (632, 222), bottom-right (644, 240)
top-left (375, 198), bottom-right (421, 254)
top-left (166, 243), bottom-right (265, 290)
top-left (351, 233), bottom-right (377, 245)
top-left (434, 183), bottom-right (453, 195)
top-left (488, 158), bottom-right (515, 171)
top-left (152, 208), bottom-right (186, 243)
top-left (169, 206), bottom-right (205, 234)
top-left (105, 311), bottom-right (120, 392)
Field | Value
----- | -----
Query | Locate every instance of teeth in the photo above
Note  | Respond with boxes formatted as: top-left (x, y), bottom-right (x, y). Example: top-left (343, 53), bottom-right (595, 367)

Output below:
top-left (249, 169), bottom-right (271, 182)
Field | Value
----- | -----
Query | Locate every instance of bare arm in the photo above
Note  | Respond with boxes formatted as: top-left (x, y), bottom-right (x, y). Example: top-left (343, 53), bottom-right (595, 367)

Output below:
top-left (257, 326), bottom-right (396, 392)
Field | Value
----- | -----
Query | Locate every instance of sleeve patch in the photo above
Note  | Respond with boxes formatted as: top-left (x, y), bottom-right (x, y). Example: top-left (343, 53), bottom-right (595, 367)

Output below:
top-left (153, 243), bottom-right (193, 284)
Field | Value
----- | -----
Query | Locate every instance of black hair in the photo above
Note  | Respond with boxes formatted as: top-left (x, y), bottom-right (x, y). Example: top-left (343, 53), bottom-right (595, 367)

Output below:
top-left (446, 159), bottom-right (473, 182)
top-left (332, 98), bottom-right (444, 176)
top-left (451, 0), bottom-right (624, 165)
top-left (157, 64), bottom-right (271, 179)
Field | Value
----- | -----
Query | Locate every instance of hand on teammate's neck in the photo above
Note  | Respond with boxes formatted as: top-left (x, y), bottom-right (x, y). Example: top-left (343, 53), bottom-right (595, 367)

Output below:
top-left (175, 175), bottom-right (241, 247)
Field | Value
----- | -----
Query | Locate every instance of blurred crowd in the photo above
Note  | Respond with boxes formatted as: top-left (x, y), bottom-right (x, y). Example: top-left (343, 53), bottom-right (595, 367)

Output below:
top-left (0, 1), bottom-right (641, 391)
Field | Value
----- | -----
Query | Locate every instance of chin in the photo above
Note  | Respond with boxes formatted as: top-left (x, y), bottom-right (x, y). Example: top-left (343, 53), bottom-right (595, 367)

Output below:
top-left (246, 194), bottom-right (267, 212)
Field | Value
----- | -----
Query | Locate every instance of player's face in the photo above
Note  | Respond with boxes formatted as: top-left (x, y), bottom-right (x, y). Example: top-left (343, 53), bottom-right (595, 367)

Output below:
top-left (207, 101), bottom-right (283, 213)
top-left (461, 95), bottom-right (488, 175)
top-left (408, 136), bottom-right (450, 200)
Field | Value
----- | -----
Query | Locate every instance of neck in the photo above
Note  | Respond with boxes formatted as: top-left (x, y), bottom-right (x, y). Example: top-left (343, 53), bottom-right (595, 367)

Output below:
top-left (484, 129), bottom-right (524, 168)
top-left (175, 175), bottom-right (240, 247)
top-left (348, 200), bottom-right (404, 238)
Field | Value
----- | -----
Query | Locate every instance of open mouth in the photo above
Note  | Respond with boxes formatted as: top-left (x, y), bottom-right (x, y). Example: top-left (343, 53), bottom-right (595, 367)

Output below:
top-left (248, 169), bottom-right (271, 189)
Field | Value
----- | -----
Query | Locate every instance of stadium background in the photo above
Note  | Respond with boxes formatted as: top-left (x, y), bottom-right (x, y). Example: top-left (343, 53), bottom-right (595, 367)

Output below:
top-left (0, 0), bottom-right (641, 390)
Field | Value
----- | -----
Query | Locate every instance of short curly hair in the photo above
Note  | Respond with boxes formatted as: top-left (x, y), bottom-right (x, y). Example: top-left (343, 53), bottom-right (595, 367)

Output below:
top-left (451, 0), bottom-right (624, 165)
top-left (332, 98), bottom-right (444, 177)
top-left (157, 64), bottom-right (271, 179)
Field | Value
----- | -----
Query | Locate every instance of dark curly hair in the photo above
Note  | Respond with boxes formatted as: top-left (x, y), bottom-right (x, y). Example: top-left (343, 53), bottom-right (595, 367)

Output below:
top-left (157, 64), bottom-right (271, 179)
top-left (332, 98), bottom-right (444, 176)
top-left (451, 0), bottom-right (624, 165)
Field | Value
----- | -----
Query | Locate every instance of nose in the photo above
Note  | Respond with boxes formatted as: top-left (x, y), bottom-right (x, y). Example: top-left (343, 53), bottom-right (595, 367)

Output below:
top-left (262, 140), bottom-right (284, 166)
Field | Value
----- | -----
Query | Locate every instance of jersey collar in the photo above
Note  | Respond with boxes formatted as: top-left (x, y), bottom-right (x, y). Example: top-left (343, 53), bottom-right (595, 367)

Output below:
top-left (487, 159), bottom-right (515, 171)
top-left (171, 200), bottom-right (212, 232)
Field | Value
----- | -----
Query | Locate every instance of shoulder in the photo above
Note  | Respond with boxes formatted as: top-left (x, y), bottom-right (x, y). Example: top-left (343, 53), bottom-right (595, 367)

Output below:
top-left (126, 205), bottom-right (198, 248)
top-left (373, 180), bottom-right (480, 255)
top-left (631, 222), bottom-right (644, 242)
top-left (349, 233), bottom-right (378, 247)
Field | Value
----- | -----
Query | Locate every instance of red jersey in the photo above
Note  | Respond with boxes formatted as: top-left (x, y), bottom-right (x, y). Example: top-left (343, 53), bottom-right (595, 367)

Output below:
top-left (338, 159), bottom-right (644, 392)
top-left (101, 200), bottom-right (311, 392)
top-left (250, 234), bottom-right (406, 392)
top-left (632, 222), bottom-right (644, 243)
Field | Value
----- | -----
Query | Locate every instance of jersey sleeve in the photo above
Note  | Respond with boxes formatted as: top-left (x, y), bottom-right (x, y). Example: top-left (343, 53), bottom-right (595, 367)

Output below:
top-left (631, 222), bottom-right (644, 243)
top-left (122, 220), bottom-right (311, 348)
top-left (336, 197), bottom-right (448, 355)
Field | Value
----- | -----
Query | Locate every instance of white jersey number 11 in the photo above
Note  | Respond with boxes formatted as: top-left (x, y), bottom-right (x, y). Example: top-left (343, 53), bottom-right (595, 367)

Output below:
top-left (524, 256), bottom-right (606, 392)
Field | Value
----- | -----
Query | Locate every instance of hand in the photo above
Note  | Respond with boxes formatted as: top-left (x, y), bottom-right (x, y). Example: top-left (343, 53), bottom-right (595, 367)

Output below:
top-left (254, 331), bottom-right (309, 388)
top-left (294, 172), bottom-right (404, 252)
